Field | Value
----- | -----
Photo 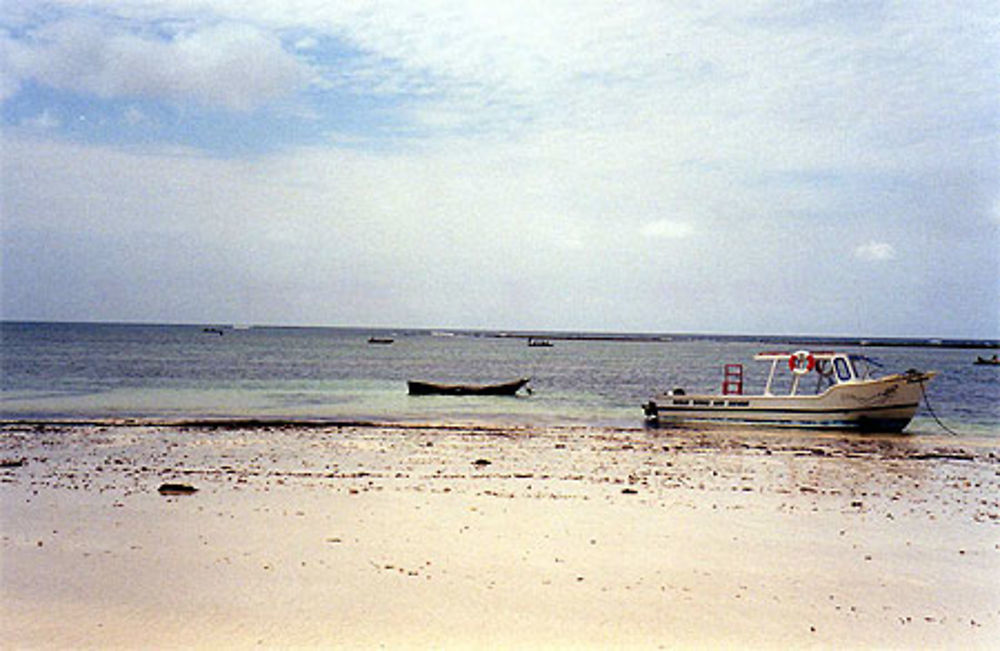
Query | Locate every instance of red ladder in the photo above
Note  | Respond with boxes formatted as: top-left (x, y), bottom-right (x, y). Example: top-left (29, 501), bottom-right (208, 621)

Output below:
top-left (722, 364), bottom-right (743, 395)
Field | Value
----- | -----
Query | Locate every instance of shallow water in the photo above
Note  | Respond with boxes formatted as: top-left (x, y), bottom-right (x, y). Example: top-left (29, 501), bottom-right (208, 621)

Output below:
top-left (1, 322), bottom-right (997, 436)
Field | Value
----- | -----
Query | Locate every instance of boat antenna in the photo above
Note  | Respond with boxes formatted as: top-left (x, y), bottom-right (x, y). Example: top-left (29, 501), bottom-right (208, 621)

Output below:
top-left (914, 374), bottom-right (960, 436)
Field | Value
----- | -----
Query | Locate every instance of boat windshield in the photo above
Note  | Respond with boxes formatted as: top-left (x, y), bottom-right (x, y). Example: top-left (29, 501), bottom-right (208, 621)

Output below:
top-left (848, 355), bottom-right (881, 381)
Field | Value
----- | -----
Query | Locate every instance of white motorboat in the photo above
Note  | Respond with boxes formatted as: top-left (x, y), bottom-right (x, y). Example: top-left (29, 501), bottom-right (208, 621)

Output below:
top-left (643, 350), bottom-right (936, 432)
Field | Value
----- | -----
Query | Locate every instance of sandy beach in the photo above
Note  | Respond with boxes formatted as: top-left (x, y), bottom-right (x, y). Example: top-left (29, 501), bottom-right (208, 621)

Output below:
top-left (1, 420), bottom-right (998, 649)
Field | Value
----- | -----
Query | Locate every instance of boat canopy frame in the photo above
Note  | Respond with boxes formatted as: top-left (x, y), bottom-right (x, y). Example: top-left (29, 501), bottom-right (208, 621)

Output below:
top-left (753, 351), bottom-right (880, 397)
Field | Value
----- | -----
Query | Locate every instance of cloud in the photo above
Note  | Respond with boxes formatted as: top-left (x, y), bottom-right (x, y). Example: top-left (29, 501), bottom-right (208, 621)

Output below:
top-left (20, 108), bottom-right (60, 130)
top-left (294, 36), bottom-right (319, 51)
top-left (3, 127), bottom-right (997, 336)
top-left (853, 241), bottom-right (897, 261)
top-left (1, 2), bottom-right (997, 337)
top-left (6, 18), bottom-right (309, 110)
top-left (122, 105), bottom-right (150, 126)
top-left (641, 220), bottom-right (694, 240)
top-left (283, 1), bottom-right (997, 147)
top-left (4, 2), bottom-right (997, 161)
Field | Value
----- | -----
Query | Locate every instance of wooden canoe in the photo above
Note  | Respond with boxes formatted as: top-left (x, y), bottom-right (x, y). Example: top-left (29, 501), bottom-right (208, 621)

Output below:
top-left (407, 378), bottom-right (530, 396)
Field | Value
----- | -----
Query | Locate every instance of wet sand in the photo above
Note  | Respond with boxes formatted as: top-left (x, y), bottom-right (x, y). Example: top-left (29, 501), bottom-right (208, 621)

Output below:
top-left (2, 420), bottom-right (998, 649)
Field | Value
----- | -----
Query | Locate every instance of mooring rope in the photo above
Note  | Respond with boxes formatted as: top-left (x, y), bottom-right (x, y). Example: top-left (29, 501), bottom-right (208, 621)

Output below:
top-left (917, 377), bottom-right (960, 436)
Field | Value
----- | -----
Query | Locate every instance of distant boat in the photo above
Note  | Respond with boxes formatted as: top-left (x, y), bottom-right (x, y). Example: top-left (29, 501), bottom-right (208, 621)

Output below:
top-left (407, 378), bottom-right (531, 396)
top-left (203, 327), bottom-right (224, 336)
top-left (974, 355), bottom-right (1000, 366)
top-left (527, 338), bottom-right (553, 347)
top-left (368, 337), bottom-right (394, 345)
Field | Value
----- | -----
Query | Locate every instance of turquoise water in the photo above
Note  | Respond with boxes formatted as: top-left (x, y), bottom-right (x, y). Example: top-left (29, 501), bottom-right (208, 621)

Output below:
top-left (1, 322), bottom-right (997, 436)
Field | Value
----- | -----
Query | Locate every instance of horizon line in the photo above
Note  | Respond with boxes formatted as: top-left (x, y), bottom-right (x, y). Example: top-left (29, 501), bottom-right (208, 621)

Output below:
top-left (2, 318), bottom-right (997, 347)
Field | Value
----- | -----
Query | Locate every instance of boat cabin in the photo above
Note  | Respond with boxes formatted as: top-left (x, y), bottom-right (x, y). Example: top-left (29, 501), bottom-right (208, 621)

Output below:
top-left (747, 351), bottom-right (879, 397)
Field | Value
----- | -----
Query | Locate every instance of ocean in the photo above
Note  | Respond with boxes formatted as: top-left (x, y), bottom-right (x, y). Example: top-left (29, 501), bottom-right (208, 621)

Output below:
top-left (1, 321), bottom-right (997, 436)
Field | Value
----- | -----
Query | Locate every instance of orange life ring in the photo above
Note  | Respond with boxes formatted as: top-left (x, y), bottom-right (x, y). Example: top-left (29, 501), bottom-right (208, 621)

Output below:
top-left (789, 350), bottom-right (815, 375)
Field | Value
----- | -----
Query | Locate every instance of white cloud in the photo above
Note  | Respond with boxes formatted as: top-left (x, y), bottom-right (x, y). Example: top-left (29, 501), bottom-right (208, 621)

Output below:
top-left (274, 1), bottom-right (996, 146)
top-left (5, 1), bottom-right (997, 164)
top-left (20, 108), bottom-right (60, 130)
top-left (122, 106), bottom-right (149, 126)
top-left (3, 127), bottom-right (998, 336)
top-left (293, 36), bottom-right (319, 51)
top-left (1, 2), bottom-right (997, 336)
top-left (0, 27), bottom-right (29, 101)
top-left (641, 220), bottom-right (694, 240)
top-left (853, 241), bottom-right (897, 261)
top-left (8, 18), bottom-right (309, 110)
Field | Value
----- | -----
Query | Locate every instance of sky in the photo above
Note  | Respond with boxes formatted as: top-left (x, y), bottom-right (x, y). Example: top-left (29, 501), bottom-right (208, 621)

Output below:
top-left (1, 1), bottom-right (998, 338)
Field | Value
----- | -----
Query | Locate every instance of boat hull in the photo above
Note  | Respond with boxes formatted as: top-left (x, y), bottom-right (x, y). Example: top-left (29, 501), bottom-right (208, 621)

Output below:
top-left (644, 372), bottom-right (935, 433)
top-left (407, 378), bottom-right (530, 396)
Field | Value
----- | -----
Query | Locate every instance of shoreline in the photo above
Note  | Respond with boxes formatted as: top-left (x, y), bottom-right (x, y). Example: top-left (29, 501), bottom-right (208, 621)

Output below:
top-left (3, 421), bottom-right (999, 648)
top-left (3, 414), bottom-right (996, 444)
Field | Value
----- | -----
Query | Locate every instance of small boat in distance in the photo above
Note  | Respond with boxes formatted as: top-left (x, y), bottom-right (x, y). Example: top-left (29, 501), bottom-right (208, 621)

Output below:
top-left (643, 351), bottom-right (936, 433)
top-left (368, 337), bottom-right (394, 345)
top-left (974, 354), bottom-right (1000, 365)
top-left (528, 338), bottom-right (553, 347)
top-left (407, 378), bottom-right (531, 396)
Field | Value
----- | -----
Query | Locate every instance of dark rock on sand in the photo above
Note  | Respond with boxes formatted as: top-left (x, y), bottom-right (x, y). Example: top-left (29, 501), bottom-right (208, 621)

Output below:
top-left (158, 483), bottom-right (198, 495)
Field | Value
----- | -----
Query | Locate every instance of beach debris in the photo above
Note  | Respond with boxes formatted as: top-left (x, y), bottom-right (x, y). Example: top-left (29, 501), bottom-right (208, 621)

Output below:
top-left (910, 451), bottom-right (975, 462)
top-left (1, 457), bottom-right (26, 468)
top-left (621, 488), bottom-right (638, 494)
top-left (158, 482), bottom-right (198, 496)
top-left (473, 458), bottom-right (492, 467)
